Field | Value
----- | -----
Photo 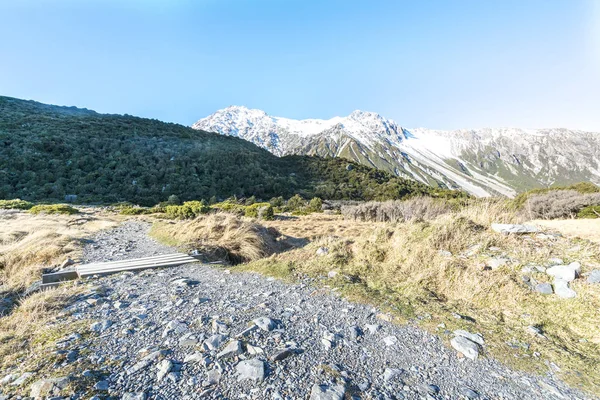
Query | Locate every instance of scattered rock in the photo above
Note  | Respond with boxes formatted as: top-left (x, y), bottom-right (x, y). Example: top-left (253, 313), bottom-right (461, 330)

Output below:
top-left (204, 368), bottom-right (221, 386)
top-left (535, 283), bottom-right (553, 295)
top-left (94, 380), bottom-right (109, 390)
top-left (553, 279), bottom-right (576, 299)
top-left (450, 336), bottom-right (480, 360)
top-left (252, 317), bottom-right (277, 331)
top-left (487, 257), bottom-right (509, 269)
top-left (587, 269), bottom-right (600, 284)
top-left (10, 372), bottom-right (33, 386)
top-left (546, 265), bottom-right (577, 282)
top-left (459, 387), bottom-right (480, 399)
top-left (454, 330), bottom-right (484, 346)
top-left (383, 335), bottom-right (398, 346)
top-left (122, 393), bottom-right (146, 400)
top-left (383, 368), bottom-right (403, 382)
top-left (204, 334), bottom-right (227, 350)
top-left (491, 223), bottom-right (538, 234)
top-left (90, 320), bottom-right (112, 333)
top-left (236, 358), bottom-right (266, 382)
top-left (270, 348), bottom-right (293, 362)
top-left (217, 340), bottom-right (243, 359)
top-left (310, 383), bottom-right (345, 400)
top-left (156, 359), bottom-right (173, 382)
top-left (316, 247), bottom-right (329, 256)
top-left (30, 376), bottom-right (71, 399)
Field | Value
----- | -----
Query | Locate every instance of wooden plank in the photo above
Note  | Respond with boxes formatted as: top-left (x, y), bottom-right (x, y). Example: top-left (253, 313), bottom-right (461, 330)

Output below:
top-left (77, 258), bottom-right (194, 274)
top-left (77, 258), bottom-right (197, 277)
top-left (42, 270), bottom-right (79, 284)
top-left (80, 253), bottom-right (192, 269)
top-left (79, 256), bottom-right (193, 272)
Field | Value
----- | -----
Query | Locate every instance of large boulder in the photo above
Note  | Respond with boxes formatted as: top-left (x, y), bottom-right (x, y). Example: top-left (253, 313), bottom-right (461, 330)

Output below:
top-left (30, 376), bottom-right (71, 399)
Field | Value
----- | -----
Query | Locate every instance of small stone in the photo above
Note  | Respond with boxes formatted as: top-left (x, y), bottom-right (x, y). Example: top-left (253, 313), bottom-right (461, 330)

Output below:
top-left (548, 258), bottom-right (564, 266)
top-left (217, 340), bottom-right (243, 359)
top-left (204, 334), bottom-right (227, 350)
top-left (425, 384), bottom-right (440, 394)
top-left (90, 320), bottom-right (112, 333)
top-left (156, 359), bottom-right (173, 381)
top-left (459, 387), bottom-right (479, 399)
top-left (309, 384), bottom-right (345, 400)
top-left (252, 317), bottom-right (277, 331)
top-left (94, 380), bottom-right (109, 391)
top-left (535, 283), bottom-right (553, 295)
top-left (348, 326), bottom-right (362, 341)
top-left (453, 330), bottom-right (484, 346)
top-left (316, 247), bottom-right (329, 256)
top-left (487, 257), bottom-right (509, 269)
top-left (491, 224), bottom-right (538, 234)
top-left (450, 336), bottom-right (480, 360)
top-left (167, 372), bottom-right (180, 383)
top-left (547, 266), bottom-right (577, 282)
top-left (383, 368), bottom-right (403, 382)
top-left (327, 270), bottom-right (338, 278)
top-left (183, 353), bottom-right (205, 364)
top-left (236, 358), bottom-right (265, 382)
top-left (204, 368), bottom-right (221, 386)
top-left (122, 393), bottom-right (147, 400)
top-left (162, 320), bottom-right (188, 338)
top-left (212, 319), bottom-right (229, 334)
top-left (246, 344), bottom-right (264, 355)
top-left (270, 348), bottom-right (293, 362)
top-left (60, 258), bottom-right (75, 269)
top-left (553, 279), bottom-right (576, 298)
top-left (365, 324), bottom-right (379, 334)
top-left (587, 270), bottom-right (600, 284)
top-left (383, 336), bottom-right (398, 346)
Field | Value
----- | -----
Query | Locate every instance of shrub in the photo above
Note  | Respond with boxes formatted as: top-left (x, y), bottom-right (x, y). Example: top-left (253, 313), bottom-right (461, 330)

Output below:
top-left (245, 195), bottom-right (257, 206)
top-left (29, 204), bottom-right (79, 215)
top-left (308, 197), bottom-right (323, 212)
top-left (165, 200), bottom-right (210, 219)
top-left (167, 195), bottom-right (181, 205)
top-left (120, 207), bottom-right (152, 215)
top-left (269, 196), bottom-right (285, 208)
top-left (513, 182), bottom-right (600, 209)
top-left (522, 190), bottom-right (600, 219)
top-left (577, 205), bottom-right (600, 219)
top-left (245, 203), bottom-right (274, 220)
top-left (0, 199), bottom-right (33, 210)
top-left (341, 197), bottom-right (452, 223)
top-left (212, 200), bottom-right (246, 215)
top-left (286, 194), bottom-right (306, 212)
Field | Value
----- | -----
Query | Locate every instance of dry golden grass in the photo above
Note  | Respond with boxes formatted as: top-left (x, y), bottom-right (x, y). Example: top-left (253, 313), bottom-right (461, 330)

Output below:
top-left (0, 210), bottom-right (117, 289)
top-left (150, 212), bottom-right (280, 263)
top-left (236, 204), bottom-right (600, 394)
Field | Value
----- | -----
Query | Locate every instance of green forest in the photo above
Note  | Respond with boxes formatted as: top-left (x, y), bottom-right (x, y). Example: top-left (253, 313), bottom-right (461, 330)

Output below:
top-left (0, 96), bottom-right (459, 205)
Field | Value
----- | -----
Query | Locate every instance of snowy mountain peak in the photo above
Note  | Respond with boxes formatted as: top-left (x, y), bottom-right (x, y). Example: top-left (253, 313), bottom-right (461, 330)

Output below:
top-left (192, 107), bottom-right (600, 198)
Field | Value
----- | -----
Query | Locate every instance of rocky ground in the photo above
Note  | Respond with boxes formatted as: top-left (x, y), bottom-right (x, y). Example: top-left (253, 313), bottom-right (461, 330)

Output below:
top-left (3, 222), bottom-right (595, 400)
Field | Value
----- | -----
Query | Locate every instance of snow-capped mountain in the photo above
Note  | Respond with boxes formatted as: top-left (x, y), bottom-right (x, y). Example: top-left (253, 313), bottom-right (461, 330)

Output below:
top-left (192, 106), bottom-right (600, 197)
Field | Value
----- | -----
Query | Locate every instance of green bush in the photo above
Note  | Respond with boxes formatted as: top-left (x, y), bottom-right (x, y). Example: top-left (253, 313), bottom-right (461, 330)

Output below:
top-left (120, 207), bottom-right (152, 215)
top-left (167, 195), bottom-right (181, 205)
top-left (165, 200), bottom-right (210, 219)
top-left (29, 204), bottom-right (79, 215)
top-left (212, 200), bottom-right (246, 215)
top-left (286, 194), bottom-right (306, 212)
top-left (308, 197), bottom-right (323, 212)
top-left (578, 205), bottom-right (600, 219)
top-left (0, 199), bottom-right (33, 210)
top-left (245, 202), bottom-right (274, 220)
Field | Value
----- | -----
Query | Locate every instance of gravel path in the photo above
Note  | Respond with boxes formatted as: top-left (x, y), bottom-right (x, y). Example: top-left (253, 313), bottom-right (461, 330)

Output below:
top-left (59, 222), bottom-right (592, 400)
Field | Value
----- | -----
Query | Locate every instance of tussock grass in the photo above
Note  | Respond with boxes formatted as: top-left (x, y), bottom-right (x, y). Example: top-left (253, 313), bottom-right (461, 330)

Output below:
top-left (150, 212), bottom-right (281, 264)
top-left (238, 203), bottom-right (600, 393)
top-left (0, 211), bottom-right (117, 290)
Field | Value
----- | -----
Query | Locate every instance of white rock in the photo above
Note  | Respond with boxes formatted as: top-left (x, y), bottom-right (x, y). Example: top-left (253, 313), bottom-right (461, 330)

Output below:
top-left (553, 279), bottom-right (576, 299)
top-left (156, 359), bottom-right (173, 382)
top-left (546, 265), bottom-right (577, 282)
top-left (383, 336), bottom-right (398, 346)
top-left (310, 384), bottom-right (345, 400)
top-left (217, 340), bottom-right (243, 359)
top-left (453, 330), bottom-right (484, 346)
top-left (252, 317), bottom-right (276, 331)
top-left (450, 336), bottom-right (480, 360)
top-left (236, 358), bottom-right (265, 382)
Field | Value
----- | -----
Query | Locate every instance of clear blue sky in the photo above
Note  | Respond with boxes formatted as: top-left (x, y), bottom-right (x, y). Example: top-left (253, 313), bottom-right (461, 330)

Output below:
top-left (1, 0), bottom-right (599, 130)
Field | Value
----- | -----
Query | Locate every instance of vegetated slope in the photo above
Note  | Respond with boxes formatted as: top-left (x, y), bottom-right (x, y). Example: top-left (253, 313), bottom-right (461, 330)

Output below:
top-left (0, 96), bottom-right (449, 205)
top-left (193, 106), bottom-right (600, 197)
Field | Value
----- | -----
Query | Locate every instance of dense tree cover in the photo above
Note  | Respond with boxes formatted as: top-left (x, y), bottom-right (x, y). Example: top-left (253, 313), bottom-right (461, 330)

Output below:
top-left (0, 96), bottom-right (461, 205)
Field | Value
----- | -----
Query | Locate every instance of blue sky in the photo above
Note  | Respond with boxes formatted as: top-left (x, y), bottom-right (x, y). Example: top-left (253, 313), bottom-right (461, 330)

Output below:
top-left (1, 0), bottom-right (599, 130)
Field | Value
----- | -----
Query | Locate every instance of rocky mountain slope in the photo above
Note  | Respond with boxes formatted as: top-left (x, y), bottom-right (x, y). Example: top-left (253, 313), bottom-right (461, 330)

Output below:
top-left (193, 107), bottom-right (600, 197)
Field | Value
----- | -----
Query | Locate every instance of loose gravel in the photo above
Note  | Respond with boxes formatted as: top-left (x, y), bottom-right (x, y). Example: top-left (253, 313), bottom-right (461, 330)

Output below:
top-left (45, 222), bottom-right (595, 399)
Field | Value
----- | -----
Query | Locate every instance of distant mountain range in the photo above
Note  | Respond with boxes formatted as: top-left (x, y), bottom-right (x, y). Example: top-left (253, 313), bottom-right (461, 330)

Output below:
top-left (193, 106), bottom-right (600, 197)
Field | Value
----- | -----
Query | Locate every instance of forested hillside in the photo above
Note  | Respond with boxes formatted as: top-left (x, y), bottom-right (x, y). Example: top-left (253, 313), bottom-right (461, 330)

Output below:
top-left (0, 96), bottom-right (455, 205)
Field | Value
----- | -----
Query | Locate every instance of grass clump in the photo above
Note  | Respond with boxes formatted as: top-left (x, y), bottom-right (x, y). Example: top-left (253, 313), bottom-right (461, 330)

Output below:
top-left (0, 199), bottom-right (33, 210)
top-left (164, 200), bottom-right (210, 219)
top-left (29, 204), bottom-right (79, 215)
top-left (150, 212), bottom-right (281, 264)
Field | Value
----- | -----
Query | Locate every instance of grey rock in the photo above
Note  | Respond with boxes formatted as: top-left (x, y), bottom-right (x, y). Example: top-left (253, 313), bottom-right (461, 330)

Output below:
top-left (162, 320), bottom-right (188, 338)
top-left (122, 392), bottom-right (147, 400)
top-left (491, 223), bottom-right (538, 234)
top-left (217, 340), bottom-right (243, 359)
top-left (204, 368), bottom-right (221, 386)
top-left (383, 368), bottom-right (403, 382)
top-left (252, 317), bottom-right (277, 331)
top-left (310, 383), bottom-right (345, 400)
top-left (453, 330), bottom-right (484, 346)
top-left (270, 348), bottom-right (293, 362)
top-left (204, 334), bottom-right (227, 350)
top-left (587, 269), bottom-right (600, 283)
top-left (29, 376), bottom-right (71, 398)
top-left (535, 283), bottom-right (553, 295)
top-left (547, 265), bottom-right (577, 282)
top-left (487, 257), bottom-right (509, 269)
top-left (236, 358), bottom-right (266, 381)
top-left (383, 335), bottom-right (398, 346)
top-left (90, 320), bottom-right (112, 333)
top-left (156, 359), bottom-right (173, 381)
top-left (10, 372), bottom-right (34, 386)
top-left (459, 387), bottom-right (479, 398)
top-left (450, 336), bottom-right (480, 360)
top-left (126, 350), bottom-right (169, 375)
top-left (365, 324), bottom-right (380, 334)
top-left (553, 279), bottom-right (576, 298)
top-left (94, 380), bottom-right (109, 390)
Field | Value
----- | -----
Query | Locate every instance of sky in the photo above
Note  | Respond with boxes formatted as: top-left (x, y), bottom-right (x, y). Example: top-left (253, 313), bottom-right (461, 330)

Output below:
top-left (1, 0), bottom-right (599, 131)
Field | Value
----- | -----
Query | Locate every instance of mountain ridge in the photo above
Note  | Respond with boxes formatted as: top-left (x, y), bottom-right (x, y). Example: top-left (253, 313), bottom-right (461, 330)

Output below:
top-left (193, 106), bottom-right (600, 197)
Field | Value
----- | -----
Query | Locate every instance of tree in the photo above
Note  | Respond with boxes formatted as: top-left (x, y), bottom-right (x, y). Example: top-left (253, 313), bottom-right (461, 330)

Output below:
top-left (308, 197), bottom-right (323, 212)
